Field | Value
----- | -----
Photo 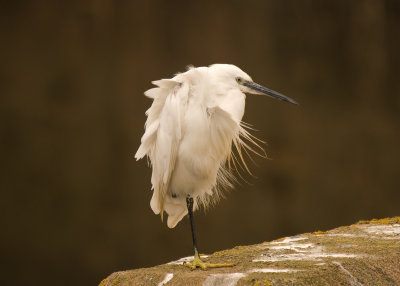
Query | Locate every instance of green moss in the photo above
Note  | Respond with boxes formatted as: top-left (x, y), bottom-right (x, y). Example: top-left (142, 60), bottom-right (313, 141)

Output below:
top-left (252, 280), bottom-right (272, 286)
top-left (357, 216), bottom-right (400, 225)
top-left (98, 278), bottom-right (108, 286)
top-left (313, 230), bottom-right (328, 234)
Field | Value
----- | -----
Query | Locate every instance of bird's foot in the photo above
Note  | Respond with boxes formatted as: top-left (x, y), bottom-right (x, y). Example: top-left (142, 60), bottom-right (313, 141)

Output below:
top-left (184, 255), bottom-right (234, 270)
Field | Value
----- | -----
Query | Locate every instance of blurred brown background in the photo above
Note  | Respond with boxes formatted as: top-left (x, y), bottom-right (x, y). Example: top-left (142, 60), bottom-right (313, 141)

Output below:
top-left (1, 1), bottom-right (399, 285)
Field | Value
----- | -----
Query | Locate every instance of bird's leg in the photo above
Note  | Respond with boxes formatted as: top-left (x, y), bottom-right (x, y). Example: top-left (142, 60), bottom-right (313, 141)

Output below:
top-left (187, 196), bottom-right (200, 260)
top-left (184, 196), bottom-right (235, 270)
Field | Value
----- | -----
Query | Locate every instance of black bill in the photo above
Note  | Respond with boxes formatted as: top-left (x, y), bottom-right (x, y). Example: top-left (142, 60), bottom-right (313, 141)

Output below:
top-left (244, 81), bottom-right (298, 105)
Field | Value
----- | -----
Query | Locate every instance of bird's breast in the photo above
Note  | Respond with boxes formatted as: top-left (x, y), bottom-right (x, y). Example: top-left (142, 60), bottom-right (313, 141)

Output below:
top-left (168, 104), bottom-right (221, 196)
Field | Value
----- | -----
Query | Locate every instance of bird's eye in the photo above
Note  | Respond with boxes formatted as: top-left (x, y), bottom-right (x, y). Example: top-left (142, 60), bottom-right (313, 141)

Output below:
top-left (235, 77), bottom-right (242, 84)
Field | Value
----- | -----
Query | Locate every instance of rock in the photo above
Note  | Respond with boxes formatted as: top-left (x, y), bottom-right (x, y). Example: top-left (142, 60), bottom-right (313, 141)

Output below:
top-left (99, 217), bottom-right (400, 285)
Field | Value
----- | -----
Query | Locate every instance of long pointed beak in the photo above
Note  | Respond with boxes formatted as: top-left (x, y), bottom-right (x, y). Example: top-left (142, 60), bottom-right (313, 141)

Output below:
top-left (243, 81), bottom-right (298, 105)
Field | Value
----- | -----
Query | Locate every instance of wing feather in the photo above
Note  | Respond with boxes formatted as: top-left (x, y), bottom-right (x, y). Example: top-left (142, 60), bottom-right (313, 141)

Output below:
top-left (135, 79), bottom-right (188, 218)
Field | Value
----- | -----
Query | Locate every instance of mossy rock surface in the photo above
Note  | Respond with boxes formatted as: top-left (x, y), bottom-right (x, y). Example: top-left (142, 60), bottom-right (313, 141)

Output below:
top-left (100, 217), bottom-right (400, 286)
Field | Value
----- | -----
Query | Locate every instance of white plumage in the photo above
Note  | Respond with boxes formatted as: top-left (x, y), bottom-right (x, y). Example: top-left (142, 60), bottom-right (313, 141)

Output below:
top-left (135, 64), bottom-right (297, 229)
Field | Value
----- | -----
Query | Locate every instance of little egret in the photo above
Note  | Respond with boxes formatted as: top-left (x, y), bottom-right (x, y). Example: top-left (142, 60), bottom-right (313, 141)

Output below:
top-left (135, 64), bottom-right (297, 269)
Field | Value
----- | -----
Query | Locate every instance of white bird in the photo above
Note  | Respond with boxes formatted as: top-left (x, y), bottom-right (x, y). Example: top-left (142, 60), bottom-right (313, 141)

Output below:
top-left (135, 64), bottom-right (297, 269)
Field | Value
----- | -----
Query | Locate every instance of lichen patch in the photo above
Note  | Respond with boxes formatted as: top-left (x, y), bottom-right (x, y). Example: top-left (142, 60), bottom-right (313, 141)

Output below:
top-left (158, 273), bottom-right (174, 286)
top-left (202, 273), bottom-right (246, 286)
top-left (268, 242), bottom-right (314, 252)
top-left (270, 236), bottom-right (308, 244)
top-left (248, 268), bottom-right (302, 273)
top-left (360, 224), bottom-right (400, 236)
top-left (254, 244), bottom-right (362, 262)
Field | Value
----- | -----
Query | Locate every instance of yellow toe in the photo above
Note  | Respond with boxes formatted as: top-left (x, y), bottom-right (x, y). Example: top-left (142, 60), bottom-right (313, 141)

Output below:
top-left (184, 255), bottom-right (234, 270)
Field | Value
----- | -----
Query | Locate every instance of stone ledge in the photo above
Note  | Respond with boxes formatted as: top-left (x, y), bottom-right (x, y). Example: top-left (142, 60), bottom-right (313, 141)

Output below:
top-left (100, 217), bottom-right (400, 286)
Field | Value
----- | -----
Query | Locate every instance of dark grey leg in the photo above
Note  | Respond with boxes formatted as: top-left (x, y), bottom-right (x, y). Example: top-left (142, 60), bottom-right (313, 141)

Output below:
top-left (186, 196), bottom-right (200, 258)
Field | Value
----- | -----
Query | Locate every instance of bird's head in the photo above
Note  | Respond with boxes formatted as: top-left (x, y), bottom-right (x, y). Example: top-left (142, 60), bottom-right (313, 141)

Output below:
top-left (209, 64), bottom-right (298, 105)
